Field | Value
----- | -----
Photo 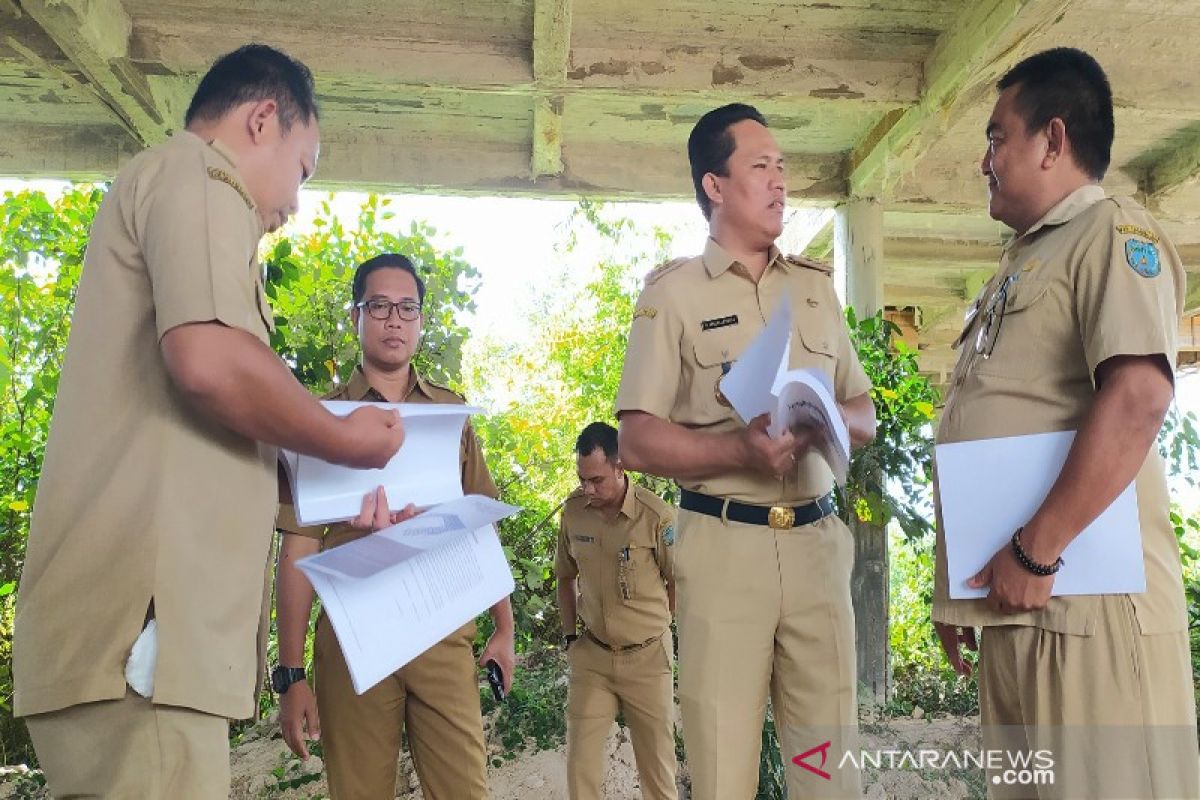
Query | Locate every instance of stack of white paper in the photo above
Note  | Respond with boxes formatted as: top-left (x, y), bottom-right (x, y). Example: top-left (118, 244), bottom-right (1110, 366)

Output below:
top-left (298, 495), bottom-right (519, 694)
top-left (719, 298), bottom-right (851, 483)
top-left (280, 401), bottom-right (479, 526)
top-left (936, 430), bottom-right (1144, 599)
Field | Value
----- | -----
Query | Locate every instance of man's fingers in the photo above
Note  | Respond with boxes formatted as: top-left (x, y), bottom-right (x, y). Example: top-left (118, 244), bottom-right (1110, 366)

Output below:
top-left (968, 562), bottom-right (992, 589)
top-left (372, 486), bottom-right (390, 530)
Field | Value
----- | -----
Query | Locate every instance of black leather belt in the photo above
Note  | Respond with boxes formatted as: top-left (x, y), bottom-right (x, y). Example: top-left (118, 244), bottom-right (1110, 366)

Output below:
top-left (584, 630), bottom-right (662, 653)
top-left (680, 488), bottom-right (836, 530)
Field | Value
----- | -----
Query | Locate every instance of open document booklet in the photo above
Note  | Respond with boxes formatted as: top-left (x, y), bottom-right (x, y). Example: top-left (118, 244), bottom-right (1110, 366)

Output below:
top-left (297, 495), bottom-right (519, 694)
top-left (936, 430), bottom-right (1144, 599)
top-left (279, 401), bottom-right (480, 526)
top-left (718, 297), bottom-right (851, 483)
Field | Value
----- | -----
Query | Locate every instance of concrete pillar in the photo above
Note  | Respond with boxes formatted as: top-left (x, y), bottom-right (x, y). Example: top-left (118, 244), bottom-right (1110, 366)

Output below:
top-left (835, 198), bottom-right (890, 706)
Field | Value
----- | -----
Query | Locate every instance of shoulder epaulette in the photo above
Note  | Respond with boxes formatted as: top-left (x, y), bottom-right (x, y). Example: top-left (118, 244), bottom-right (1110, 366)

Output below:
top-left (644, 256), bottom-right (691, 286)
top-left (206, 166), bottom-right (254, 210)
top-left (785, 253), bottom-right (833, 275)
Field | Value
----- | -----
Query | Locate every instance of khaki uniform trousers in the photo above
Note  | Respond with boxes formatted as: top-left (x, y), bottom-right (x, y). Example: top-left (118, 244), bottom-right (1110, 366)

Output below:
top-left (25, 688), bottom-right (229, 799)
top-left (979, 595), bottom-right (1199, 800)
top-left (675, 509), bottom-right (862, 799)
top-left (566, 630), bottom-right (677, 800)
top-left (315, 614), bottom-right (488, 800)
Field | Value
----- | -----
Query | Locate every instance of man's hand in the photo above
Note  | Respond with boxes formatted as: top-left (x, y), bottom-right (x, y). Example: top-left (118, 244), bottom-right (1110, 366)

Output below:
top-left (349, 485), bottom-right (418, 531)
top-left (933, 621), bottom-right (978, 677)
top-left (739, 414), bottom-right (816, 476)
top-left (279, 680), bottom-right (320, 759)
top-left (969, 543), bottom-right (1055, 615)
top-left (478, 627), bottom-right (516, 694)
top-left (334, 406), bottom-right (405, 469)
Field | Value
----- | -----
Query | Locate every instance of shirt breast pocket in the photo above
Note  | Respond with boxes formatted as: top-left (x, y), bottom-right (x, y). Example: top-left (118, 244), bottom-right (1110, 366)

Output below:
top-left (620, 528), bottom-right (664, 605)
top-left (972, 278), bottom-right (1053, 379)
top-left (692, 335), bottom-right (746, 422)
top-left (253, 278), bottom-right (275, 343)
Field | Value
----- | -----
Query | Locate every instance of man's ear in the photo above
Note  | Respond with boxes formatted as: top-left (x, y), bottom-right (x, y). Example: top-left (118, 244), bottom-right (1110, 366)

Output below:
top-left (702, 172), bottom-right (723, 211)
top-left (247, 99), bottom-right (280, 143)
top-left (1042, 116), bottom-right (1068, 169)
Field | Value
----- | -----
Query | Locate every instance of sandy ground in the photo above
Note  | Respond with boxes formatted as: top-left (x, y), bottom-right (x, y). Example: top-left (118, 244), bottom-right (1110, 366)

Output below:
top-left (0, 709), bottom-right (985, 799)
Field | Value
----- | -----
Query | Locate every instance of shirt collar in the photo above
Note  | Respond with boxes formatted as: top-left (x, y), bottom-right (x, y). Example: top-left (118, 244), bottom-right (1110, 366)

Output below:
top-left (1017, 184), bottom-right (1106, 241)
top-left (701, 237), bottom-right (785, 278)
top-left (345, 365), bottom-right (431, 402)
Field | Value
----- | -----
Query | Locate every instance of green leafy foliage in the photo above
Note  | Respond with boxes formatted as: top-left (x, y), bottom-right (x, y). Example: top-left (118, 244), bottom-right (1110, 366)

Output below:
top-left (264, 194), bottom-right (479, 392)
top-left (842, 308), bottom-right (939, 541)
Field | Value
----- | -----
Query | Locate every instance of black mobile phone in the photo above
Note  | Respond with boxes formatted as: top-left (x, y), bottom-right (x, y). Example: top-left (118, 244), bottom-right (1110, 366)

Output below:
top-left (486, 659), bottom-right (505, 702)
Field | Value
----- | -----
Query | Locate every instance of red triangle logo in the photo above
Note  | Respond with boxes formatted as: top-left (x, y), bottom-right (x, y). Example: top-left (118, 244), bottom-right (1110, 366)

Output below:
top-left (792, 740), bottom-right (833, 780)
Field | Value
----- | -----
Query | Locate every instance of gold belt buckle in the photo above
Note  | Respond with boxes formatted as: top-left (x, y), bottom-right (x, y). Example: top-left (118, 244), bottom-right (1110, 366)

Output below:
top-left (768, 505), bottom-right (795, 529)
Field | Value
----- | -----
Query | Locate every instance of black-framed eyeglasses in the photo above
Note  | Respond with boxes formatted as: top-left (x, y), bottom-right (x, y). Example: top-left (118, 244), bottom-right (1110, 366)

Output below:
top-left (356, 298), bottom-right (422, 321)
top-left (974, 272), bottom-right (1019, 358)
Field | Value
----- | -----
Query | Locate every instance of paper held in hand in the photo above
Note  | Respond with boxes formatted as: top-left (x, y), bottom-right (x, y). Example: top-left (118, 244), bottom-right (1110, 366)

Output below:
top-left (935, 430), bottom-right (1144, 599)
top-left (296, 495), bottom-right (519, 694)
top-left (717, 297), bottom-right (851, 484)
top-left (279, 401), bottom-right (480, 526)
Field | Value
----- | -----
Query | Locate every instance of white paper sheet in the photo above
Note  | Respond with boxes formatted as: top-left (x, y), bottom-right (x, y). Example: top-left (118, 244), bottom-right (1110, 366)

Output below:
top-left (280, 401), bottom-right (479, 526)
top-left (720, 296), bottom-right (792, 421)
top-left (935, 430), bottom-right (1144, 599)
top-left (297, 495), bottom-right (519, 694)
top-left (718, 297), bottom-right (850, 483)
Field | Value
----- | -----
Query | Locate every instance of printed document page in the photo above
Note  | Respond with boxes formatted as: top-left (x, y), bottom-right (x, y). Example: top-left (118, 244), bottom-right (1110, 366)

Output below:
top-left (297, 495), bottom-right (519, 694)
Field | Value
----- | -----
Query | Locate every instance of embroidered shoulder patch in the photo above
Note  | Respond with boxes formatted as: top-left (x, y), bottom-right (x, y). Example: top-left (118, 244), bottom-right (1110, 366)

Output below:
top-left (633, 307), bottom-right (658, 321)
top-left (207, 167), bottom-right (254, 210)
top-left (660, 523), bottom-right (675, 546)
top-left (1125, 238), bottom-right (1160, 278)
top-left (1115, 224), bottom-right (1159, 244)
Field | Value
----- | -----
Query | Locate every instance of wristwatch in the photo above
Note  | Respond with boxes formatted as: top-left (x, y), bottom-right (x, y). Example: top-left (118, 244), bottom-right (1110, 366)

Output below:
top-left (271, 664), bottom-right (307, 694)
top-left (562, 634), bottom-right (579, 650)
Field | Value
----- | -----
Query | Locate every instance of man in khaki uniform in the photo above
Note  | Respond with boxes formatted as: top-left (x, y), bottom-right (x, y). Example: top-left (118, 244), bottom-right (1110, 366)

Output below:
top-left (931, 48), bottom-right (1199, 799)
top-left (555, 422), bottom-right (677, 800)
top-left (13, 46), bottom-right (405, 799)
top-left (616, 104), bottom-right (877, 799)
top-left (274, 253), bottom-right (515, 800)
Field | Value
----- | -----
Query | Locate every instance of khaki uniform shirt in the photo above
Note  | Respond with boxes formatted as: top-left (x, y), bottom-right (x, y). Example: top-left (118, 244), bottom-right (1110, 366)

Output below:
top-left (15, 132), bottom-right (277, 719)
top-left (554, 483), bottom-right (675, 647)
top-left (277, 365), bottom-right (497, 547)
top-left (615, 238), bottom-right (871, 504)
top-left (932, 185), bottom-right (1188, 636)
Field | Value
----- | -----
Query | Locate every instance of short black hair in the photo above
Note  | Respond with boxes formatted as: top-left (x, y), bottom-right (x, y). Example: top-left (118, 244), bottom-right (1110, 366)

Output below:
top-left (352, 253), bottom-right (425, 305)
top-left (997, 47), bottom-right (1114, 180)
top-left (575, 422), bottom-right (618, 463)
top-left (185, 44), bottom-right (319, 131)
top-left (688, 103), bottom-right (769, 219)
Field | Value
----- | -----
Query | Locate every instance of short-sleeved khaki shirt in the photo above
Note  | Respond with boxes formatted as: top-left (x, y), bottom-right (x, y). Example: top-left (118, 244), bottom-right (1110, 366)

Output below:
top-left (15, 131), bottom-right (278, 719)
top-left (277, 365), bottom-right (498, 549)
top-left (932, 185), bottom-right (1187, 636)
top-left (615, 238), bottom-right (871, 504)
top-left (554, 482), bottom-right (675, 647)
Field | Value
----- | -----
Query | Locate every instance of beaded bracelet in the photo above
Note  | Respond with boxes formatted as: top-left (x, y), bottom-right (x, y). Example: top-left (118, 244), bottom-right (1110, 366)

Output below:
top-left (1010, 527), bottom-right (1064, 576)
